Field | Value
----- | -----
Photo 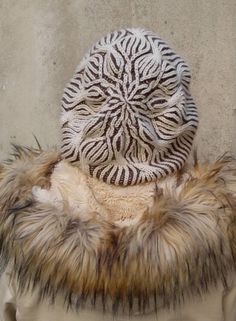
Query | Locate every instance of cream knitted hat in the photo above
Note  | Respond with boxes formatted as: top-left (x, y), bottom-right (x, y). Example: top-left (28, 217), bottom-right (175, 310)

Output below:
top-left (61, 28), bottom-right (198, 186)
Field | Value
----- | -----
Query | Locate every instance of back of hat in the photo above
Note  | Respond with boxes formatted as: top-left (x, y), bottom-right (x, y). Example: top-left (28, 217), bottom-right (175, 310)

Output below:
top-left (61, 28), bottom-right (198, 186)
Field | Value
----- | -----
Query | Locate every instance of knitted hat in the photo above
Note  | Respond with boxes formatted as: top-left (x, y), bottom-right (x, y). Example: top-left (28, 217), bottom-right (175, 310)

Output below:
top-left (61, 28), bottom-right (198, 186)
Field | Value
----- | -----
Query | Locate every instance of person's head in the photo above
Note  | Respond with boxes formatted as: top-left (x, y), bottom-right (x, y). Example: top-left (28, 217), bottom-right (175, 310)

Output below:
top-left (61, 28), bottom-right (198, 186)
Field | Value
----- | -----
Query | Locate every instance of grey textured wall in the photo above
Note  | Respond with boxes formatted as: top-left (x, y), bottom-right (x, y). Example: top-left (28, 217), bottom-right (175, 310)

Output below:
top-left (1, 0), bottom-right (236, 161)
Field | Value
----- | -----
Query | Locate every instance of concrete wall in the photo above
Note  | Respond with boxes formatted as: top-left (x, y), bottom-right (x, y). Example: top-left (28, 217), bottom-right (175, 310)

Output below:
top-left (0, 0), bottom-right (236, 161)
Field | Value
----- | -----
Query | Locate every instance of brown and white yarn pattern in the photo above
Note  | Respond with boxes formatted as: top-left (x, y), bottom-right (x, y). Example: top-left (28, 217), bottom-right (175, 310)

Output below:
top-left (61, 28), bottom-right (198, 185)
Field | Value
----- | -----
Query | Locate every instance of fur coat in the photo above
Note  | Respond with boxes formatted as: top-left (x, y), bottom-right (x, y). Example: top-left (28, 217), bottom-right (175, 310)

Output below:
top-left (1, 146), bottom-right (236, 321)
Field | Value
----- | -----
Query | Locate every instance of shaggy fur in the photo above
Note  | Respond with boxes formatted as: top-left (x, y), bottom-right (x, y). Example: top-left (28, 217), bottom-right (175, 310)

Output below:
top-left (0, 146), bottom-right (236, 314)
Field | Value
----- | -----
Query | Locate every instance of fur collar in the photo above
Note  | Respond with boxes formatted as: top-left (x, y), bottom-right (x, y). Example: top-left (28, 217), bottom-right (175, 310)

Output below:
top-left (0, 146), bottom-right (236, 314)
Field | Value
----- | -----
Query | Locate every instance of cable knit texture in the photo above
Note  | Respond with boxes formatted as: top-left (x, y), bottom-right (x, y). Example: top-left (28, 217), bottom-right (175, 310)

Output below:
top-left (61, 28), bottom-right (198, 185)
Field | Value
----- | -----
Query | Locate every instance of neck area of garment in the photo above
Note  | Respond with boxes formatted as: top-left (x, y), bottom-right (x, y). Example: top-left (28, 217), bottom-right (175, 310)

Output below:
top-left (33, 161), bottom-right (157, 224)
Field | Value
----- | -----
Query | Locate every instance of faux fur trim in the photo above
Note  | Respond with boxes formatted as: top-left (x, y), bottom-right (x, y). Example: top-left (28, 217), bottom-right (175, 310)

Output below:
top-left (0, 146), bottom-right (236, 314)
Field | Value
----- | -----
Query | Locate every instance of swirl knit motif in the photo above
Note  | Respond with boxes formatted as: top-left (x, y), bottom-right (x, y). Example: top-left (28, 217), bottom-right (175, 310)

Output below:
top-left (61, 28), bottom-right (198, 186)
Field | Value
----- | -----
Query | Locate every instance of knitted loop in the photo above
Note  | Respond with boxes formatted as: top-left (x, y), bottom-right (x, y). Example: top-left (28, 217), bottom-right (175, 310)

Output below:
top-left (61, 28), bottom-right (198, 185)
